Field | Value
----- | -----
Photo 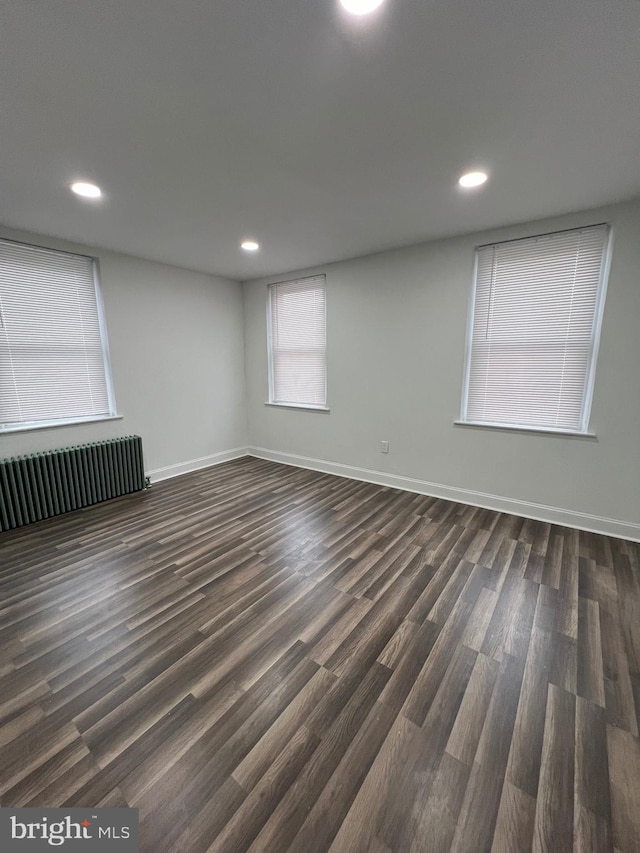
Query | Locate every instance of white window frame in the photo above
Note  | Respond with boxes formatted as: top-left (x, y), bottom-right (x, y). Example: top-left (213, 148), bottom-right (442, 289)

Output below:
top-left (0, 238), bottom-right (118, 434)
top-left (266, 274), bottom-right (329, 412)
top-left (458, 224), bottom-right (613, 436)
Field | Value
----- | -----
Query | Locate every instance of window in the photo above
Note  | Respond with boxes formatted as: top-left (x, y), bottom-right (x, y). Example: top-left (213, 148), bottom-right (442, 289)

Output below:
top-left (268, 274), bottom-right (327, 408)
top-left (461, 224), bottom-right (610, 433)
top-left (0, 239), bottom-right (116, 432)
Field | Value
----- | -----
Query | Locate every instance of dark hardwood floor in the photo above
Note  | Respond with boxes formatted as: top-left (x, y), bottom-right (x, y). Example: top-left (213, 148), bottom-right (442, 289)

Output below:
top-left (1, 456), bottom-right (639, 852)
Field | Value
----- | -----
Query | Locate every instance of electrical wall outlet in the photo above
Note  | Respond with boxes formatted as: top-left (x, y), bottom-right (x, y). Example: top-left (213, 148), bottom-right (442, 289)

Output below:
top-left (380, 440), bottom-right (389, 453)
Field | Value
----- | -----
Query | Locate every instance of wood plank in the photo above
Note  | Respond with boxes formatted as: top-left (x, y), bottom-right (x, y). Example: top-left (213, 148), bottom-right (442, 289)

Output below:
top-left (533, 684), bottom-right (576, 853)
top-left (506, 626), bottom-right (554, 799)
top-left (248, 662), bottom-right (392, 852)
top-left (450, 653), bottom-right (526, 852)
top-left (408, 752), bottom-right (471, 853)
top-left (577, 596), bottom-right (606, 707)
top-left (206, 725), bottom-right (320, 853)
top-left (328, 714), bottom-right (422, 853)
top-left (491, 780), bottom-right (536, 853)
top-left (232, 666), bottom-right (336, 791)
top-left (285, 701), bottom-right (397, 853)
top-left (607, 723), bottom-right (640, 853)
top-left (0, 456), bottom-right (637, 852)
top-left (447, 652), bottom-right (500, 767)
top-left (574, 696), bottom-right (613, 853)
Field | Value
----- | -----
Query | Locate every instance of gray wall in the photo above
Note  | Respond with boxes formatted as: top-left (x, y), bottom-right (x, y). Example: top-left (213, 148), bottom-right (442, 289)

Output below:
top-left (0, 226), bottom-right (247, 476)
top-left (243, 199), bottom-right (640, 537)
top-left (3, 200), bottom-right (638, 537)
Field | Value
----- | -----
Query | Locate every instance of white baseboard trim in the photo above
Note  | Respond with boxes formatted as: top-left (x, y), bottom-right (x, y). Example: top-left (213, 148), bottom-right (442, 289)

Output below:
top-left (148, 447), bottom-right (249, 483)
top-left (248, 446), bottom-right (640, 542)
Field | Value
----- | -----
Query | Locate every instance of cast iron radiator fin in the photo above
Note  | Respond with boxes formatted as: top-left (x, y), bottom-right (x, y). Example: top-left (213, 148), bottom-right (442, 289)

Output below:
top-left (0, 435), bottom-right (145, 531)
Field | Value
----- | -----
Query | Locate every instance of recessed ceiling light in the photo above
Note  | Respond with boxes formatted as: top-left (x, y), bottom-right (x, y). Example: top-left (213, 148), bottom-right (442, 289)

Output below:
top-left (241, 240), bottom-right (260, 252)
top-left (70, 181), bottom-right (102, 198)
top-left (339, 0), bottom-right (385, 15)
top-left (458, 171), bottom-right (488, 188)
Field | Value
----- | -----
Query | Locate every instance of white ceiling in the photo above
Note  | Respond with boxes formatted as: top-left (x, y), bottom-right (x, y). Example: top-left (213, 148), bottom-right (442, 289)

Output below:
top-left (1, 0), bottom-right (639, 280)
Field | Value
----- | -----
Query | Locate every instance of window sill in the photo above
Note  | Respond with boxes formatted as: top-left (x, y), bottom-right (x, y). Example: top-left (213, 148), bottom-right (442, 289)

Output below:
top-left (453, 420), bottom-right (597, 439)
top-left (0, 414), bottom-right (123, 435)
top-left (265, 402), bottom-right (331, 413)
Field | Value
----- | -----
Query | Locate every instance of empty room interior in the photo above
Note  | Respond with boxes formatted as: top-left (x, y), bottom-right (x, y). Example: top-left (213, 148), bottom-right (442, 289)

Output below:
top-left (1, 1), bottom-right (639, 851)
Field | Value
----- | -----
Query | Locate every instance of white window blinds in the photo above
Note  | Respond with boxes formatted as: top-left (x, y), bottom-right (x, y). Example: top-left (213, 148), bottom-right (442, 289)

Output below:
top-left (268, 275), bottom-right (327, 407)
top-left (0, 239), bottom-right (115, 431)
top-left (462, 224), bottom-right (610, 432)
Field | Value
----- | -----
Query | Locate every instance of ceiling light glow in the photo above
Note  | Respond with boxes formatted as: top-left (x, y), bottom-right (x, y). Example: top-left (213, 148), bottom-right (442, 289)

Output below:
top-left (241, 240), bottom-right (260, 252)
top-left (458, 171), bottom-right (488, 188)
top-left (339, 0), bottom-right (385, 16)
top-left (70, 181), bottom-right (102, 198)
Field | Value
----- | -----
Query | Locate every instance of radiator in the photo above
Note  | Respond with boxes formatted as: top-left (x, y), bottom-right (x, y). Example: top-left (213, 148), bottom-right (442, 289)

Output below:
top-left (0, 435), bottom-right (146, 532)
